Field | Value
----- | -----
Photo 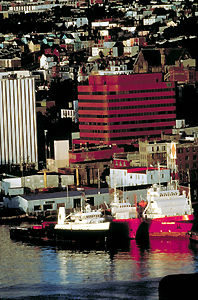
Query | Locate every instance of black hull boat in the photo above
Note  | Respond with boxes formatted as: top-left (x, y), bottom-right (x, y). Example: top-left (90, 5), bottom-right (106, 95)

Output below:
top-left (54, 205), bottom-right (111, 245)
top-left (55, 228), bottom-right (110, 245)
top-left (10, 222), bottom-right (56, 243)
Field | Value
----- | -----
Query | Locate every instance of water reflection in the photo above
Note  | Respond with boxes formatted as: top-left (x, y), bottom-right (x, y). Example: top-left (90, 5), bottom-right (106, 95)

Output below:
top-left (56, 249), bottom-right (113, 284)
top-left (1, 225), bottom-right (198, 299)
top-left (55, 236), bottom-right (195, 285)
top-left (113, 237), bottom-right (195, 280)
top-left (115, 237), bottom-right (194, 279)
top-left (0, 226), bottom-right (42, 288)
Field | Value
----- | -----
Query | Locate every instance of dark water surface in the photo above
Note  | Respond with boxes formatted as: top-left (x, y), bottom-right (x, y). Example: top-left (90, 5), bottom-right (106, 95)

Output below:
top-left (1, 225), bottom-right (198, 299)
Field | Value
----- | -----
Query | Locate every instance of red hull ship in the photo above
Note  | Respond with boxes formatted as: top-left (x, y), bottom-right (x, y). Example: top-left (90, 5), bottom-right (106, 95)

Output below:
top-left (145, 215), bottom-right (194, 237)
top-left (141, 182), bottom-right (194, 237)
top-left (110, 181), bottom-right (194, 240)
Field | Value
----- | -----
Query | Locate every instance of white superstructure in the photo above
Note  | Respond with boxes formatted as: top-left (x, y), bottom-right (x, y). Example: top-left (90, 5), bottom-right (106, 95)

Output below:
top-left (110, 189), bottom-right (137, 219)
top-left (55, 205), bottom-right (110, 231)
top-left (143, 182), bottom-right (193, 219)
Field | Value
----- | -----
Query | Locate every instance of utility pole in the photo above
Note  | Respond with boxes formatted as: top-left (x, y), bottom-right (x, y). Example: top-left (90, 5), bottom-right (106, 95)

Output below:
top-left (44, 129), bottom-right (48, 168)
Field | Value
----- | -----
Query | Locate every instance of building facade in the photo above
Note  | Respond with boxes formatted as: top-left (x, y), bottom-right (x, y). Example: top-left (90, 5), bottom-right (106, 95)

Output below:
top-left (176, 141), bottom-right (198, 183)
top-left (139, 140), bottom-right (168, 168)
top-left (139, 138), bottom-right (198, 201)
top-left (0, 76), bottom-right (38, 168)
top-left (109, 166), bottom-right (170, 188)
top-left (77, 72), bottom-right (176, 146)
top-left (69, 144), bottom-right (124, 186)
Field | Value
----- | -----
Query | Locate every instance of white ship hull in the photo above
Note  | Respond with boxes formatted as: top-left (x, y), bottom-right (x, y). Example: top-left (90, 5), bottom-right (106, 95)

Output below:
top-left (55, 222), bottom-right (110, 231)
top-left (55, 222), bottom-right (111, 243)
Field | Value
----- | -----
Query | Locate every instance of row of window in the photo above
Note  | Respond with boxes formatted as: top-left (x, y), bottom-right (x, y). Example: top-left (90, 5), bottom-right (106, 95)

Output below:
top-left (79, 103), bottom-right (175, 111)
top-left (109, 127), bottom-right (172, 140)
top-left (80, 118), bottom-right (175, 127)
top-left (185, 155), bottom-right (197, 160)
top-left (79, 110), bottom-right (176, 119)
top-left (82, 95), bottom-right (175, 103)
top-left (80, 132), bottom-right (170, 142)
top-left (79, 88), bottom-right (174, 96)
top-left (178, 147), bottom-right (198, 153)
top-left (81, 125), bottom-right (173, 135)
top-left (151, 146), bottom-right (166, 152)
top-left (179, 163), bottom-right (198, 170)
top-left (79, 95), bottom-right (175, 103)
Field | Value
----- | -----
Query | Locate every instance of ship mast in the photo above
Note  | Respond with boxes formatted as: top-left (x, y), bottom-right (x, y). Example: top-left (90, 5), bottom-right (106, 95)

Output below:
top-left (158, 162), bottom-right (161, 188)
top-left (187, 169), bottom-right (191, 203)
top-left (123, 173), bottom-right (124, 203)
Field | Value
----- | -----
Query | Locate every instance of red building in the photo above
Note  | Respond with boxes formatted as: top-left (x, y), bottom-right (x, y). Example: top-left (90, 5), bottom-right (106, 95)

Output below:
top-left (69, 144), bottom-right (124, 164)
top-left (176, 141), bottom-right (198, 184)
top-left (77, 72), bottom-right (176, 146)
top-left (166, 66), bottom-right (198, 84)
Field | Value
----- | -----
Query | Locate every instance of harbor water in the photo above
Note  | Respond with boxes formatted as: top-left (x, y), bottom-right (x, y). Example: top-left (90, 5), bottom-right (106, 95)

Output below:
top-left (1, 225), bottom-right (198, 299)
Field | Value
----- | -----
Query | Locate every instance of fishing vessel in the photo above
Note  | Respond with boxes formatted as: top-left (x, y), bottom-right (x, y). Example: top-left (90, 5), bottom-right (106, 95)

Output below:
top-left (54, 204), bottom-right (111, 243)
top-left (141, 181), bottom-right (194, 237)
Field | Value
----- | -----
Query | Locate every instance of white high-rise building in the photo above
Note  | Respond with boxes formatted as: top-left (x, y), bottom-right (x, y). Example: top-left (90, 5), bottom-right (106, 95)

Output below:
top-left (0, 76), bottom-right (38, 168)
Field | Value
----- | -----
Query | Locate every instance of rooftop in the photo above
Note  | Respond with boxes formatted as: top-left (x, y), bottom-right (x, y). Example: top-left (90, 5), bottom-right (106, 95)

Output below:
top-left (22, 187), bottom-right (109, 201)
top-left (112, 166), bottom-right (168, 173)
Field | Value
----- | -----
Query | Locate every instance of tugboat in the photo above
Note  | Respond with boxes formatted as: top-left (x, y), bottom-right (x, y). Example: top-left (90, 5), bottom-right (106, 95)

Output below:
top-left (54, 204), bottom-right (111, 244)
top-left (10, 221), bottom-right (56, 242)
top-left (141, 181), bottom-right (194, 237)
